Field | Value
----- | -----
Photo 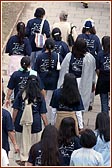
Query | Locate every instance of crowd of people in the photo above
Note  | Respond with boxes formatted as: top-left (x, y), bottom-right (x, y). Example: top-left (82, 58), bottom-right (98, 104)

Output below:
top-left (2, 6), bottom-right (110, 167)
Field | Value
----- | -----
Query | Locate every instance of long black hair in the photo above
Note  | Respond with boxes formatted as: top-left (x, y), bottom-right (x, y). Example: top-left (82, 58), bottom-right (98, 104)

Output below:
top-left (21, 75), bottom-right (42, 104)
top-left (17, 22), bottom-right (25, 45)
top-left (58, 117), bottom-right (77, 146)
top-left (60, 73), bottom-right (80, 106)
top-left (20, 56), bottom-right (30, 72)
top-left (45, 38), bottom-right (55, 70)
top-left (41, 125), bottom-right (60, 166)
top-left (34, 8), bottom-right (45, 18)
top-left (72, 38), bottom-right (87, 58)
top-left (102, 36), bottom-right (110, 54)
top-left (82, 27), bottom-right (96, 34)
top-left (95, 112), bottom-right (110, 142)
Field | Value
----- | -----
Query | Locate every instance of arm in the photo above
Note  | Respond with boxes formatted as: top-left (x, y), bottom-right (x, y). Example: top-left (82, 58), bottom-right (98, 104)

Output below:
top-left (12, 108), bottom-right (18, 123)
top-left (41, 113), bottom-right (48, 126)
top-left (8, 131), bottom-right (20, 153)
top-left (5, 89), bottom-right (13, 108)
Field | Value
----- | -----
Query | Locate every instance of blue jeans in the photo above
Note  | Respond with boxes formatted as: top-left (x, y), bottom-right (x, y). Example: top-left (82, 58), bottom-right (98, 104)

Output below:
top-left (100, 93), bottom-right (109, 113)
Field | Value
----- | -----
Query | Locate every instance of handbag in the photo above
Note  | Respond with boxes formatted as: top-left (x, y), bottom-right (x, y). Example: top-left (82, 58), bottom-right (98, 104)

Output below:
top-left (67, 24), bottom-right (76, 47)
top-left (35, 19), bottom-right (45, 48)
top-left (57, 53), bottom-right (61, 70)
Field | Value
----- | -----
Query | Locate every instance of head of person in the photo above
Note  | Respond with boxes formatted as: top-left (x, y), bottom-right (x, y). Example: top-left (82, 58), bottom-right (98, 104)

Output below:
top-left (102, 36), bottom-right (110, 53)
top-left (59, 11), bottom-right (68, 21)
top-left (60, 73), bottom-right (80, 106)
top-left (82, 18), bottom-right (96, 34)
top-left (72, 38), bottom-right (87, 58)
top-left (95, 112), bottom-right (110, 142)
top-left (20, 56), bottom-right (30, 71)
top-left (58, 117), bottom-right (77, 146)
top-left (52, 28), bottom-right (62, 41)
top-left (80, 129), bottom-right (97, 148)
top-left (34, 7), bottom-right (45, 18)
top-left (41, 124), bottom-right (60, 166)
top-left (16, 22), bottom-right (25, 44)
top-left (22, 75), bottom-right (41, 104)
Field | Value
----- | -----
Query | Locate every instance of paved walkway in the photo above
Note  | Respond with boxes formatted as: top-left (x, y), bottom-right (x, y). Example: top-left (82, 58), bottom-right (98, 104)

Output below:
top-left (2, 1), bottom-right (110, 166)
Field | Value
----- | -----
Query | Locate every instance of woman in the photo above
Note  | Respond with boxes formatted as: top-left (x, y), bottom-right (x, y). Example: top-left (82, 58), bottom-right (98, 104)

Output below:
top-left (5, 56), bottom-right (44, 108)
top-left (26, 7), bottom-right (50, 69)
top-left (94, 113), bottom-right (110, 166)
top-left (5, 22), bottom-right (32, 76)
top-left (50, 73), bottom-right (84, 132)
top-left (77, 18), bottom-right (102, 110)
top-left (27, 125), bottom-right (63, 166)
top-left (34, 38), bottom-right (62, 124)
top-left (58, 38), bottom-right (96, 113)
top-left (12, 75), bottom-right (48, 165)
top-left (58, 117), bottom-right (81, 165)
top-left (70, 129), bottom-right (104, 166)
top-left (95, 36), bottom-right (110, 114)
top-left (52, 27), bottom-right (70, 60)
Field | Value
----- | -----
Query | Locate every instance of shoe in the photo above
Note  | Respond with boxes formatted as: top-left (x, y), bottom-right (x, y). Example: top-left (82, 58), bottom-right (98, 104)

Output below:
top-left (88, 106), bottom-right (92, 111)
top-left (83, 3), bottom-right (88, 8)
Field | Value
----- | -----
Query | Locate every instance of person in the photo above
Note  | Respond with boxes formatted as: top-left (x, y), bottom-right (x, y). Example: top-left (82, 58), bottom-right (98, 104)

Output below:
top-left (53, 11), bottom-right (77, 48)
top-left (2, 148), bottom-right (9, 166)
top-left (27, 124), bottom-right (63, 166)
top-left (70, 129), bottom-right (104, 166)
top-left (58, 117), bottom-right (81, 165)
top-left (26, 7), bottom-right (50, 69)
top-left (12, 75), bottom-right (48, 165)
top-left (50, 73), bottom-right (84, 131)
top-left (94, 112), bottom-right (110, 166)
top-left (77, 18), bottom-right (102, 111)
top-left (5, 22), bottom-right (32, 76)
top-left (34, 38), bottom-right (62, 124)
top-left (95, 36), bottom-right (110, 114)
top-left (2, 91), bottom-right (20, 156)
top-left (52, 27), bottom-right (70, 60)
top-left (5, 56), bottom-right (45, 108)
top-left (57, 38), bottom-right (96, 113)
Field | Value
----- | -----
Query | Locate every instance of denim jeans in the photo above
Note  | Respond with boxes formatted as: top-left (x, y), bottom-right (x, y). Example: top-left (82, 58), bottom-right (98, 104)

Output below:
top-left (100, 93), bottom-right (109, 113)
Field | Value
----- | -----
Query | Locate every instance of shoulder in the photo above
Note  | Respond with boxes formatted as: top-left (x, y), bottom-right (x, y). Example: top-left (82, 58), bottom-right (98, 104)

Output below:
top-left (84, 52), bottom-right (95, 62)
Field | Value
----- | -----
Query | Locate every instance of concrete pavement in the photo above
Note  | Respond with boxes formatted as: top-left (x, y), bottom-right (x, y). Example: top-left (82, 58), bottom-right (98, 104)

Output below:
top-left (2, 1), bottom-right (110, 166)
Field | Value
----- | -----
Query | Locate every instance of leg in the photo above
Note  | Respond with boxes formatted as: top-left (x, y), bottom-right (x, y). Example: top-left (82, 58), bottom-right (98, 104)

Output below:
top-left (100, 93), bottom-right (109, 113)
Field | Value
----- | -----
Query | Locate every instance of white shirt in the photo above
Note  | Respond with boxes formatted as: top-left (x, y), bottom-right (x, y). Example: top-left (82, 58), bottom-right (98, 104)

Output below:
top-left (2, 148), bottom-right (9, 166)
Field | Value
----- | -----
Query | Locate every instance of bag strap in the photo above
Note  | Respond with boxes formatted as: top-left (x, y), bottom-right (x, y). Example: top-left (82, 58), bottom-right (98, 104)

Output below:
top-left (70, 24), bottom-right (77, 34)
top-left (39, 19), bottom-right (45, 34)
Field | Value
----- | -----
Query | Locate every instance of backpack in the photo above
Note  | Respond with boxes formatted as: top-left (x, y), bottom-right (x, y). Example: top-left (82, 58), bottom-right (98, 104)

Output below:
top-left (67, 25), bottom-right (76, 47)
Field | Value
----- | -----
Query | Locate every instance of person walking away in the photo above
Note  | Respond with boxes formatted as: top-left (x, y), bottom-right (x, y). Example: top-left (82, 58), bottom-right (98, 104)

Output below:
top-left (5, 22), bottom-right (32, 76)
top-left (58, 117), bottom-right (81, 165)
top-left (70, 129), bottom-right (104, 166)
top-left (52, 27), bottom-right (70, 60)
top-left (27, 125), bottom-right (64, 166)
top-left (94, 112), bottom-right (110, 166)
top-left (57, 38), bottom-right (96, 114)
top-left (95, 36), bottom-right (110, 114)
top-left (5, 56), bottom-right (45, 108)
top-left (26, 7), bottom-right (50, 69)
top-left (34, 38), bottom-right (62, 124)
top-left (77, 18), bottom-right (102, 110)
top-left (12, 75), bottom-right (48, 165)
top-left (50, 73), bottom-right (84, 131)
top-left (53, 11), bottom-right (77, 49)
